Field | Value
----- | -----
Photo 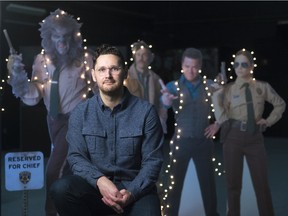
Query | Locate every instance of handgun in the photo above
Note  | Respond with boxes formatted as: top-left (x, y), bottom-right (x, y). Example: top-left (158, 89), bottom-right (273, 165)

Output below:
top-left (220, 61), bottom-right (227, 84)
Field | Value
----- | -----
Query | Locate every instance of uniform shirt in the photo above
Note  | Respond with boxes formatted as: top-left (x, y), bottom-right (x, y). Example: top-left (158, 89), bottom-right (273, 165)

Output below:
top-left (125, 63), bottom-right (162, 111)
top-left (19, 53), bottom-right (94, 114)
top-left (212, 77), bottom-right (286, 127)
top-left (66, 88), bottom-right (164, 200)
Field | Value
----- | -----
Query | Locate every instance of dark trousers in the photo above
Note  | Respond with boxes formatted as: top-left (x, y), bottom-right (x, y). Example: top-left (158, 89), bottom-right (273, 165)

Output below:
top-left (164, 137), bottom-right (219, 216)
top-left (223, 128), bottom-right (274, 216)
top-left (50, 175), bottom-right (162, 216)
top-left (46, 114), bottom-right (71, 216)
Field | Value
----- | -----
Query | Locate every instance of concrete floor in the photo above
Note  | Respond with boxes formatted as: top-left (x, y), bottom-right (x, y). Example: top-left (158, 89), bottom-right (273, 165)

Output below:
top-left (1, 137), bottom-right (288, 216)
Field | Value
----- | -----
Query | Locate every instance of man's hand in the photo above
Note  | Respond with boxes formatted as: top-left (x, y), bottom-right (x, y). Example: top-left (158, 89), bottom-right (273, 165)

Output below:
top-left (204, 122), bottom-right (220, 138)
top-left (161, 89), bottom-right (178, 107)
top-left (210, 82), bottom-right (224, 93)
top-left (97, 176), bottom-right (124, 214)
top-left (118, 189), bottom-right (134, 207)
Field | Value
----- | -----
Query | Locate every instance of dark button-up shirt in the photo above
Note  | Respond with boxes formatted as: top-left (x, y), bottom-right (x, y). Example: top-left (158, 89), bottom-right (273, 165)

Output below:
top-left (66, 88), bottom-right (164, 200)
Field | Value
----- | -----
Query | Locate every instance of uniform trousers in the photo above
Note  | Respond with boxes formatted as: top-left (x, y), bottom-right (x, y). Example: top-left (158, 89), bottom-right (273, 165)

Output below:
top-left (46, 114), bottom-right (71, 216)
top-left (165, 137), bottom-right (219, 216)
top-left (223, 128), bottom-right (274, 216)
top-left (50, 175), bottom-right (162, 216)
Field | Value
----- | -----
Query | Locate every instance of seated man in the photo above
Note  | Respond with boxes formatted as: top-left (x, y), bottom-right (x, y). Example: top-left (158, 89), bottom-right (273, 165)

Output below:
top-left (50, 44), bottom-right (164, 216)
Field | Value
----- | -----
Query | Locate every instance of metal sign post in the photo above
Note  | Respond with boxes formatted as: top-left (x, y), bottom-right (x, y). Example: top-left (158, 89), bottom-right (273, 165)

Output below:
top-left (22, 189), bottom-right (28, 216)
top-left (5, 151), bottom-right (44, 215)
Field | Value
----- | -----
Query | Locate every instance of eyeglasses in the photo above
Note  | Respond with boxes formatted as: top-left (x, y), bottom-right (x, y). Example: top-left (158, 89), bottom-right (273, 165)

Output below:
top-left (97, 66), bottom-right (122, 76)
top-left (233, 62), bottom-right (249, 69)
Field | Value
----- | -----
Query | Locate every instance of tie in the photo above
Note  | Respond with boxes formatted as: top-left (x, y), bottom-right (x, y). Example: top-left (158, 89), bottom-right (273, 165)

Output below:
top-left (243, 83), bottom-right (256, 134)
top-left (49, 65), bottom-right (61, 118)
top-left (137, 72), bottom-right (150, 101)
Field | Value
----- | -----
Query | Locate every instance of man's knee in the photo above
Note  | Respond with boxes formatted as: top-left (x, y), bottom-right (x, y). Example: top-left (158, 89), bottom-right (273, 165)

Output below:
top-left (49, 177), bottom-right (70, 201)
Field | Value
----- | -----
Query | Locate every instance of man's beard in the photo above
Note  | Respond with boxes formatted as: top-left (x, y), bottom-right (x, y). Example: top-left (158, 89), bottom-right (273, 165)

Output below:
top-left (100, 81), bottom-right (122, 96)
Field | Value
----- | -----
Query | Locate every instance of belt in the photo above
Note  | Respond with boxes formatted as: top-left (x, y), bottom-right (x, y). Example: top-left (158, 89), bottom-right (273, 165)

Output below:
top-left (229, 119), bottom-right (264, 132)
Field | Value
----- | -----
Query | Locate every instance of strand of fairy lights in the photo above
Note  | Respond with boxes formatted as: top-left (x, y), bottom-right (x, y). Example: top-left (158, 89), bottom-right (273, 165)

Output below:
top-left (0, 78), bottom-right (5, 112)
top-left (160, 48), bottom-right (258, 214)
top-left (3, 10), bottom-right (93, 113)
top-left (159, 69), bottom-right (224, 215)
top-left (42, 10), bottom-right (93, 98)
top-left (39, 46), bottom-right (93, 99)
top-left (227, 48), bottom-right (257, 81)
top-left (130, 41), bottom-right (153, 70)
top-left (122, 41), bottom-right (151, 87)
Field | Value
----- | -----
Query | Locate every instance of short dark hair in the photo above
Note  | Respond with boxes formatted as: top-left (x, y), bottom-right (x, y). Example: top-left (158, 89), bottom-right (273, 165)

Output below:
top-left (181, 48), bottom-right (203, 64)
top-left (94, 44), bottom-right (126, 68)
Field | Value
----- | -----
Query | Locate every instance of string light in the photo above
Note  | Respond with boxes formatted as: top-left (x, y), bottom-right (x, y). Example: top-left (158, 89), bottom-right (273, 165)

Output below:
top-left (0, 76), bottom-right (5, 112)
top-left (1, 9), bottom-right (94, 114)
top-left (42, 10), bottom-right (93, 100)
top-left (130, 40), bottom-right (153, 70)
top-left (159, 70), bottom-right (225, 213)
top-left (228, 48), bottom-right (257, 80)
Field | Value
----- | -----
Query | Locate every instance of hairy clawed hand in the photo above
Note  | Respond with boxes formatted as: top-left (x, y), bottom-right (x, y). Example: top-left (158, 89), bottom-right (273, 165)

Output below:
top-left (8, 54), bottom-right (25, 75)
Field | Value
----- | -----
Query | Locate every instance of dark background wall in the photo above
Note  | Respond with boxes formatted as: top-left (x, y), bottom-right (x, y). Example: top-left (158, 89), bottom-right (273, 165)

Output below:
top-left (1, 1), bottom-right (288, 155)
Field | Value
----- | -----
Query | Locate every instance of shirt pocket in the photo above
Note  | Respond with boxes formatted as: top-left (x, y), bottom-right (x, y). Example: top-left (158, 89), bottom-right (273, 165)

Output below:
top-left (230, 95), bottom-right (246, 115)
top-left (119, 129), bottom-right (143, 156)
top-left (255, 95), bottom-right (264, 105)
top-left (82, 128), bottom-right (107, 155)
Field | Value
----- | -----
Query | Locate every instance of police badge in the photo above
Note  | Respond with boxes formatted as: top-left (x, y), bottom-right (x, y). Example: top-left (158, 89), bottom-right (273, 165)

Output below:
top-left (19, 171), bottom-right (31, 184)
top-left (256, 87), bottom-right (262, 95)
